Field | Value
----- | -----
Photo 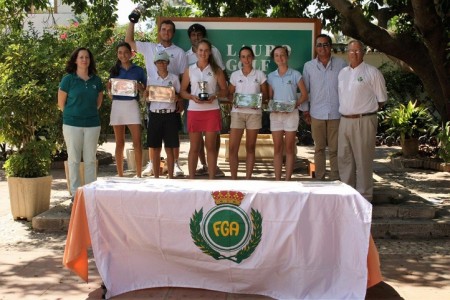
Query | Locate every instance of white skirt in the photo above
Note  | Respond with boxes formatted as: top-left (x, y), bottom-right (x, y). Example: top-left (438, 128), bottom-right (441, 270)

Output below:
top-left (110, 100), bottom-right (142, 125)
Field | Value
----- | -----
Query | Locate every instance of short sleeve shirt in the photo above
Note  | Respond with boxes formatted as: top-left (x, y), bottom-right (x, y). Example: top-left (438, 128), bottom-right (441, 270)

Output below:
top-left (136, 41), bottom-right (187, 78)
top-left (147, 72), bottom-right (180, 111)
top-left (186, 46), bottom-right (225, 70)
top-left (110, 63), bottom-right (147, 101)
top-left (338, 62), bottom-right (387, 115)
top-left (229, 69), bottom-right (267, 115)
top-left (59, 73), bottom-right (103, 127)
top-left (267, 68), bottom-right (302, 102)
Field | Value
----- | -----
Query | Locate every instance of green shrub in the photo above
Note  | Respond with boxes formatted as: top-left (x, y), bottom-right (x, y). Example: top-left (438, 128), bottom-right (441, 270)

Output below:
top-left (435, 122), bottom-right (450, 163)
top-left (4, 140), bottom-right (53, 178)
top-left (383, 100), bottom-right (434, 142)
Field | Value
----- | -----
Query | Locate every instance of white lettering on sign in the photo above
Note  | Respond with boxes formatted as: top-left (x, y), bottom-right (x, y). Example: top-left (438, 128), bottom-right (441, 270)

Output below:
top-left (227, 44), bottom-right (237, 57)
top-left (226, 44), bottom-right (291, 58)
top-left (226, 59), bottom-right (272, 72)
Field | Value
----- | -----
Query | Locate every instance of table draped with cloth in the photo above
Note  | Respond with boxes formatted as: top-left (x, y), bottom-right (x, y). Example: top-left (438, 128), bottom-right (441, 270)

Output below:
top-left (63, 179), bottom-right (382, 299)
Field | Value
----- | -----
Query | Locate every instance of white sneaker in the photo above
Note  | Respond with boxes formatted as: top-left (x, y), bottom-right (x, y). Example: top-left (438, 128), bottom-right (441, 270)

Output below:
top-left (142, 161), bottom-right (154, 176)
top-left (174, 160), bottom-right (184, 177)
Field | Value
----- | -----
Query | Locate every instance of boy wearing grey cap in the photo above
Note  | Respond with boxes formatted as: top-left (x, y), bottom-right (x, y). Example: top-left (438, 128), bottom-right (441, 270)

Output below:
top-left (146, 51), bottom-right (181, 178)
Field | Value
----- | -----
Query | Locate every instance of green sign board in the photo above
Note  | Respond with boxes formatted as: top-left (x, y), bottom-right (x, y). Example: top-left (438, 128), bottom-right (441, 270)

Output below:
top-left (168, 18), bottom-right (321, 76)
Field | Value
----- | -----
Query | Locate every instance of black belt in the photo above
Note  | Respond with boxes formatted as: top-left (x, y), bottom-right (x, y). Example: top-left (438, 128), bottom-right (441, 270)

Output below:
top-left (150, 109), bottom-right (175, 114)
top-left (341, 112), bottom-right (377, 119)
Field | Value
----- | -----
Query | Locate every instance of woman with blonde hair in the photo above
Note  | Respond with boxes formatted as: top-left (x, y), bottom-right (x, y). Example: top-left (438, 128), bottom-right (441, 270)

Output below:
top-left (180, 39), bottom-right (228, 179)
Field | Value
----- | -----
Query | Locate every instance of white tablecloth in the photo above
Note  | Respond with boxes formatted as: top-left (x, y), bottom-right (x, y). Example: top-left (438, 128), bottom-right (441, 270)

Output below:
top-left (78, 179), bottom-right (373, 299)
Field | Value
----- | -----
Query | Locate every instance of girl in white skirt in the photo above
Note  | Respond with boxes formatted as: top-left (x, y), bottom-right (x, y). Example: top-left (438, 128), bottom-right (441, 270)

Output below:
top-left (108, 42), bottom-right (147, 177)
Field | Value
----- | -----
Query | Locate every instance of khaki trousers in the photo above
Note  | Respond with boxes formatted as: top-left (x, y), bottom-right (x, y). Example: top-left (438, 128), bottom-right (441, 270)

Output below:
top-left (310, 117), bottom-right (340, 180)
top-left (337, 115), bottom-right (377, 201)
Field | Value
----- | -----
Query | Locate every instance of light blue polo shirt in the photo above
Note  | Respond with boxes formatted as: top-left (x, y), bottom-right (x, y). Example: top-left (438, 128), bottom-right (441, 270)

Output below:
top-left (267, 68), bottom-right (302, 102)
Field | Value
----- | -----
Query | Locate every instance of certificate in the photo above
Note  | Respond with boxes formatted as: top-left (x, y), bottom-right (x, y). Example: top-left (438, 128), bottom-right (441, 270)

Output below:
top-left (110, 79), bottom-right (138, 97)
top-left (147, 85), bottom-right (176, 102)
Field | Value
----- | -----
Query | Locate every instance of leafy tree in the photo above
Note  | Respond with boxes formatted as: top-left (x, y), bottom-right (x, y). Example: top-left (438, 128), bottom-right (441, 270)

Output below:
top-left (187, 0), bottom-right (449, 122)
top-left (0, 29), bottom-right (64, 149)
top-left (1, 0), bottom-right (448, 122)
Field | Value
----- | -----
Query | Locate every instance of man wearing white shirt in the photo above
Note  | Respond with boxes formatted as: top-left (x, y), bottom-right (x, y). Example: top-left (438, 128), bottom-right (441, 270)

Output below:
top-left (186, 24), bottom-right (225, 70)
top-left (337, 40), bottom-right (387, 201)
top-left (126, 19), bottom-right (187, 177)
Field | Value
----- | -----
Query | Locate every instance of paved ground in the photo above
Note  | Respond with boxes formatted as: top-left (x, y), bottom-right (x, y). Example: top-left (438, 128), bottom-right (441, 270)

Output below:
top-left (0, 137), bottom-right (449, 299)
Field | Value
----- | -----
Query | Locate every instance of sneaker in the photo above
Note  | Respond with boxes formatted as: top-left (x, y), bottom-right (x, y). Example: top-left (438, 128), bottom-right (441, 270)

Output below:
top-left (215, 166), bottom-right (225, 177)
top-left (195, 165), bottom-right (208, 176)
top-left (174, 160), bottom-right (184, 177)
top-left (142, 161), bottom-right (154, 176)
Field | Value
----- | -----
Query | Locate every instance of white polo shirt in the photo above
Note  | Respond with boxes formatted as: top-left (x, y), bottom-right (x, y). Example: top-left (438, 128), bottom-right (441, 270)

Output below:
top-left (186, 46), bottom-right (225, 70)
top-left (229, 69), bottom-right (267, 115)
top-left (136, 41), bottom-right (187, 79)
top-left (338, 62), bottom-right (387, 115)
top-left (187, 64), bottom-right (220, 111)
top-left (147, 72), bottom-right (180, 111)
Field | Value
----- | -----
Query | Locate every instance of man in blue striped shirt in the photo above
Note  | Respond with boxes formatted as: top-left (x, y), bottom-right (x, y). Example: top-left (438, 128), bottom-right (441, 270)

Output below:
top-left (302, 34), bottom-right (347, 180)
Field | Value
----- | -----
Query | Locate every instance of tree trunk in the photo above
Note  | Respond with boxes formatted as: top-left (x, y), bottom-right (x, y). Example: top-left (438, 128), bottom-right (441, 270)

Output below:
top-left (326, 0), bottom-right (449, 122)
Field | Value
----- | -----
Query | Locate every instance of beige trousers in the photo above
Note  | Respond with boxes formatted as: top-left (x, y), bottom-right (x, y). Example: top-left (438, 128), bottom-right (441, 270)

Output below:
top-left (337, 115), bottom-right (377, 201)
top-left (310, 117), bottom-right (340, 180)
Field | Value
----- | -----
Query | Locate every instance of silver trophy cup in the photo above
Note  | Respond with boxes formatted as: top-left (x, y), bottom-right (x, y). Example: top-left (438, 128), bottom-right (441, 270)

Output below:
top-left (129, 5), bottom-right (145, 23)
top-left (198, 81), bottom-right (209, 101)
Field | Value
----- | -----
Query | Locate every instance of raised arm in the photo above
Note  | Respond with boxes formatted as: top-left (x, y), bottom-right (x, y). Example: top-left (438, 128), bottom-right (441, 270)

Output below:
top-left (125, 22), bottom-right (137, 52)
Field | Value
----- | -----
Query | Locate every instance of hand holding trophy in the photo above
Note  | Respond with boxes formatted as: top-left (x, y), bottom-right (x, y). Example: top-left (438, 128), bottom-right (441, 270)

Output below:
top-left (198, 81), bottom-right (209, 101)
top-left (129, 5), bottom-right (145, 23)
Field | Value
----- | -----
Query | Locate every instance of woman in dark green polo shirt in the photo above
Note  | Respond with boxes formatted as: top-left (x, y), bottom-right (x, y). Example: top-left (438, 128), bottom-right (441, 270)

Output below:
top-left (57, 47), bottom-right (103, 198)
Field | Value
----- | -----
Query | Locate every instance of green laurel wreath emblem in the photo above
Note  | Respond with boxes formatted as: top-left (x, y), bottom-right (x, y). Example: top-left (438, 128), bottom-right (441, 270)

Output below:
top-left (190, 208), bottom-right (263, 263)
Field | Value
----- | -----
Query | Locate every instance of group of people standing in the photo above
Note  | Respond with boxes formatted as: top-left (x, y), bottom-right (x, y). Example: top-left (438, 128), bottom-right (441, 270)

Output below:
top-left (303, 35), bottom-right (387, 201)
top-left (57, 19), bottom-right (387, 202)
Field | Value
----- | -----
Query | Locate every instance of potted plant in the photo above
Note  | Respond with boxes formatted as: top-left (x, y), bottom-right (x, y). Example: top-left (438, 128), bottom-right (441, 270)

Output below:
top-left (0, 29), bottom-right (61, 220)
top-left (383, 100), bottom-right (433, 157)
top-left (3, 141), bottom-right (53, 220)
top-left (431, 121), bottom-right (450, 171)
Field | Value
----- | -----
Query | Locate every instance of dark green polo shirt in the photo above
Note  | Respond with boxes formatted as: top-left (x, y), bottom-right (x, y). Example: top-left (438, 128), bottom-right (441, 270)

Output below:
top-left (59, 73), bottom-right (103, 127)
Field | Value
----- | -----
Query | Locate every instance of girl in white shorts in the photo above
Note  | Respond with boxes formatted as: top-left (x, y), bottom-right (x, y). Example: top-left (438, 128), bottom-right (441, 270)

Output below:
top-left (267, 46), bottom-right (308, 181)
top-left (228, 46), bottom-right (268, 179)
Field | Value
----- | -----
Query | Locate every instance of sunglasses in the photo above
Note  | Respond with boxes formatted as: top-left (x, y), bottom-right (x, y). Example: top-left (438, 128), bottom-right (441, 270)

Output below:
top-left (316, 43), bottom-right (330, 48)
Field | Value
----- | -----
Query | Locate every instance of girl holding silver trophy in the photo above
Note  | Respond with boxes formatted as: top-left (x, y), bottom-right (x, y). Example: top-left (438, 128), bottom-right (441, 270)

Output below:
top-left (180, 39), bottom-right (228, 180)
top-left (228, 46), bottom-right (269, 180)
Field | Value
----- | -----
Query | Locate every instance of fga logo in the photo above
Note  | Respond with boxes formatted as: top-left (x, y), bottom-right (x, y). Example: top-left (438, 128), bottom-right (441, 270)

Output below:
top-left (190, 191), bottom-right (262, 263)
